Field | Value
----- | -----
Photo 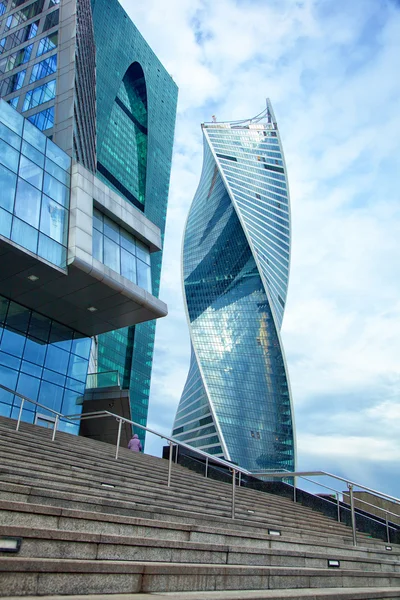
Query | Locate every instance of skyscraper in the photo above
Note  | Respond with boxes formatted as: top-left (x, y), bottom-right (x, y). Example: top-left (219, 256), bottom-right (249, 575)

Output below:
top-left (90, 0), bottom-right (178, 437)
top-left (0, 0), bottom-right (177, 437)
top-left (172, 101), bottom-right (296, 473)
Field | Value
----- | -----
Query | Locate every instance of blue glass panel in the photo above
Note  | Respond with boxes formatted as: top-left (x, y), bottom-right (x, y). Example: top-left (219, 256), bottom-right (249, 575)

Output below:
top-left (44, 157), bottom-right (69, 186)
top-left (27, 106), bottom-right (54, 131)
top-left (14, 178), bottom-right (41, 228)
top-left (11, 216), bottom-right (38, 253)
top-left (93, 208), bottom-right (103, 232)
top-left (92, 227), bottom-right (103, 262)
top-left (136, 239), bottom-right (150, 265)
top-left (17, 372), bottom-right (40, 401)
top-left (46, 138), bottom-right (70, 171)
top-left (0, 121), bottom-right (20, 150)
top-left (23, 118), bottom-right (46, 152)
top-left (67, 354), bottom-right (88, 382)
top-left (121, 248), bottom-right (136, 282)
top-left (38, 379), bottom-right (63, 412)
top-left (43, 173), bottom-right (68, 206)
top-left (103, 215), bottom-right (119, 242)
top-left (137, 259), bottom-right (151, 292)
top-left (49, 322), bottom-right (72, 351)
top-left (120, 228), bottom-right (135, 254)
top-left (103, 236), bottom-right (120, 272)
top-left (43, 367), bottom-right (66, 387)
top-left (0, 350), bottom-right (21, 370)
top-left (28, 311), bottom-right (51, 343)
top-left (24, 337), bottom-right (46, 365)
top-left (36, 32), bottom-right (58, 57)
top-left (29, 54), bottom-right (57, 83)
top-left (21, 140), bottom-right (45, 168)
top-left (71, 336), bottom-right (91, 359)
top-left (0, 138), bottom-right (19, 172)
top-left (0, 328), bottom-right (26, 356)
top-left (21, 360), bottom-right (43, 378)
top-left (8, 96), bottom-right (19, 109)
top-left (18, 154), bottom-right (43, 189)
top-left (0, 98), bottom-right (23, 134)
top-left (39, 194), bottom-right (67, 245)
top-left (44, 344), bottom-right (69, 375)
top-left (37, 233), bottom-right (65, 267)
top-left (22, 79), bottom-right (56, 112)
top-left (0, 403), bottom-right (12, 417)
top-left (0, 164), bottom-right (16, 212)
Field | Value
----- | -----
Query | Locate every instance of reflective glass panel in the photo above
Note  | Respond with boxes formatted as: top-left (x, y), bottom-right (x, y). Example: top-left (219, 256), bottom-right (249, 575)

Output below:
top-left (0, 163), bottom-right (17, 212)
top-left (14, 178), bottom-right (41, 227)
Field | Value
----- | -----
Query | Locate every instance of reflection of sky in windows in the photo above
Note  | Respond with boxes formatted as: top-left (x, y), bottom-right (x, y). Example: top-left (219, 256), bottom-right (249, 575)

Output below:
top-left (0, 296), bottom-right (91, 434)
top-left (0, 100), bottom-right (69, 267)
top-left (93, 208), bottom-right (152, 293)
top-left (174, 129), bottom-right (295, 472)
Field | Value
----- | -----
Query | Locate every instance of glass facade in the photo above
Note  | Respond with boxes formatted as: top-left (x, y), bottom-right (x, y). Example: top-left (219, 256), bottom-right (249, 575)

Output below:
top-left (91, 0), bottom-right (178, 443)
top-left (172, 102), bottom-right (295, 472)
top-left (0, 294), bottom-right (91, 435)
top-left (0, 0), bottom-right (59, 131)
top-left (93, 208), bottom-right (152, 292)
top-left (0, 99), bottom-right (70, 269)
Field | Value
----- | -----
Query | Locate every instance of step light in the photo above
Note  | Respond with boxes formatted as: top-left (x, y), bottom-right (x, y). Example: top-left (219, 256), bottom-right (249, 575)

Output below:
top-left (27, 275), bottom-right (39, 282)
top-left (327, 559), bottom-right (340, 568)
top-left (268, 529), bottom-right (281, 536)
top-left (101, 483), bottom-right (115, 488)
top-left (247, 510), bottom-right (255, 514)
top-left (0, 537), bottom-right (22, 553)
top-left (385, 546), bottom-right (392, 551)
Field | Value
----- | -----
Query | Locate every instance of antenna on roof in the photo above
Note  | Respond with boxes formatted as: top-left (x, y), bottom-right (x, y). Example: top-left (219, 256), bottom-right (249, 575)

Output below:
top-left (212, 115), bottom-right (217, 123)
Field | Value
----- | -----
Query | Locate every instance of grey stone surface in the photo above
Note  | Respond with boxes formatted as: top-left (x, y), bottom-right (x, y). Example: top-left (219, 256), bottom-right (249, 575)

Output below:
top-left (37, 573), bottom-right (142, 595)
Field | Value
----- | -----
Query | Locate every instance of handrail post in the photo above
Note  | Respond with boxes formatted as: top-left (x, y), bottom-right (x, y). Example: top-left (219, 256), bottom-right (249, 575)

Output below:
top-left (167, 441), bottom-right (173, 488)
top-left (293, 476), bottom-right (297, 503)
top-left (336, 492), bottom-right (341, 522)
top-left (385, 511), bottom-right (390, 543)
top-left (175, 444), bottom-right (179, 464)
top-left (205, 456), bottom-right (208, 478)
top-left (348, 483), bottom-right (357, 546)
top-left (51, 415), bottom-right (59, 441)
top-left (232, 468), bottom-right (236, 519)
top-left (238, 471), bottom-right (241, 487)
top-left (16, 398), bottom-right (25, 432)
top-left (115, 418), bottom-right (122, 460)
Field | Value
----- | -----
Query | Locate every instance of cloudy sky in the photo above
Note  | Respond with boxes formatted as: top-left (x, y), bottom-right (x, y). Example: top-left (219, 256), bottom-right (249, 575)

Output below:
top-left (120, 0), bottom-right (400, 499)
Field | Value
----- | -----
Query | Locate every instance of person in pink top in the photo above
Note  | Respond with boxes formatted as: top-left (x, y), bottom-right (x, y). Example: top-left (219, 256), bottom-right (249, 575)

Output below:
top-left (128, 434), bottom-right (142, 452)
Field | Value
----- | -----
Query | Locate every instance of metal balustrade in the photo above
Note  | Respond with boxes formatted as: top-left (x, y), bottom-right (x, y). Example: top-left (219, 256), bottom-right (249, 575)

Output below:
top-left (0, 383), bottom-right (399, 546)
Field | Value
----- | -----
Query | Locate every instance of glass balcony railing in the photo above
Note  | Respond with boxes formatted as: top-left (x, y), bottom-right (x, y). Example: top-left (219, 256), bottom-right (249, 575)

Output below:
top-left (86, 370), bottom-right (120, 389)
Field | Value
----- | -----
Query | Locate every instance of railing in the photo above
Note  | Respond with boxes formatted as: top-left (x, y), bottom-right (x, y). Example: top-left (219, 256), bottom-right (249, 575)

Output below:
top-left (1, 383), bottom-right (399, 547)
top-left (85, 370), bottom-right (121, 389)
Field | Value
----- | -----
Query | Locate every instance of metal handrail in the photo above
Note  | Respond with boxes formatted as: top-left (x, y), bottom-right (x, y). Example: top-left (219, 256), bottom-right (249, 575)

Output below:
top-left (252, 470), bottom-right (400, 505)
top-left (1, 383), bottom-right (398, 545)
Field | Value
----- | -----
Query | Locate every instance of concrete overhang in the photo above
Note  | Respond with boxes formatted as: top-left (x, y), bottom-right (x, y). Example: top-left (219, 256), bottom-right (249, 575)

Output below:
top-left (0, 163), bottom-right (168, 336)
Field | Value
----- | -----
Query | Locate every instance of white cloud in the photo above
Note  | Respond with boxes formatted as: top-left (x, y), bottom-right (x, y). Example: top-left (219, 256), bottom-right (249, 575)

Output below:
top-left (120, 0), bottom-right (400, 497)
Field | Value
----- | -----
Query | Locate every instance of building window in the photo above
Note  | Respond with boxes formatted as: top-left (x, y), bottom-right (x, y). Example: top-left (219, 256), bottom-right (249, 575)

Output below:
top-left (0, 100), bottom-right (70, 268)
top-left (22, 79), bottom-right (56, 112)
top-left (92, 208), bottom-right (152, 293)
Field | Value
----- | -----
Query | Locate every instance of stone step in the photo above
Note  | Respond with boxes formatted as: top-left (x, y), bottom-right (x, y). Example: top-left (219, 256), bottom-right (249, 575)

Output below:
top-left (0, 499), bottom-right (397, 559)
top-left (1, 558), bottom-right (400, 596)
top-left (4, 591), bottom-right (400, 600)
top-left (1, 524), bottom-right (399, 573)
top-left (0, 477), bottom-right (376, 550)
top-left (0, 421), bottom-right (373, 541)
top-left (0, 433), bottom-right (375, 544)
top-left (3, 594), bottom-right (400, 600)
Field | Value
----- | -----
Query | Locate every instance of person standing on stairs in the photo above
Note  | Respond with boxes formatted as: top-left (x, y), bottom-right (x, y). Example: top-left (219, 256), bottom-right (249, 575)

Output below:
top-left (128, 434), bottom-right (143, 452)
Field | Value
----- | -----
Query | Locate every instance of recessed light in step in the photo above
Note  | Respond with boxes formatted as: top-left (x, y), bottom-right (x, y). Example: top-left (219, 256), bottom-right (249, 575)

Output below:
top-left (327, 559), bottom-right (340, 568)
top-left (101, 483), bottom-right (115, 488)
top-left (0, 537), bottom-right (22, 553)
top-left (268, 529), bottom-right (281, 536)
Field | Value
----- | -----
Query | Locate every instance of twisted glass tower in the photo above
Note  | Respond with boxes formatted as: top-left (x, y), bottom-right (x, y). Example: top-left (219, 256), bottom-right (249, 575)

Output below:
top-left (172, 100), bottom-right (296, 472)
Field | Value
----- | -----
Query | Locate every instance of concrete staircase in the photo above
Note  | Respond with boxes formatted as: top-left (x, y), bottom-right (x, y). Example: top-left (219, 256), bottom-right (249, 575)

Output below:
top-left (0, 415), bottom-right (399, 599)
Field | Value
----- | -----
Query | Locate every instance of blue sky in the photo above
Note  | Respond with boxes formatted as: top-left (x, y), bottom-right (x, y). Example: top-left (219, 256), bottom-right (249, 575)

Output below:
top-left (120, 0), bottom-right (400, 498)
